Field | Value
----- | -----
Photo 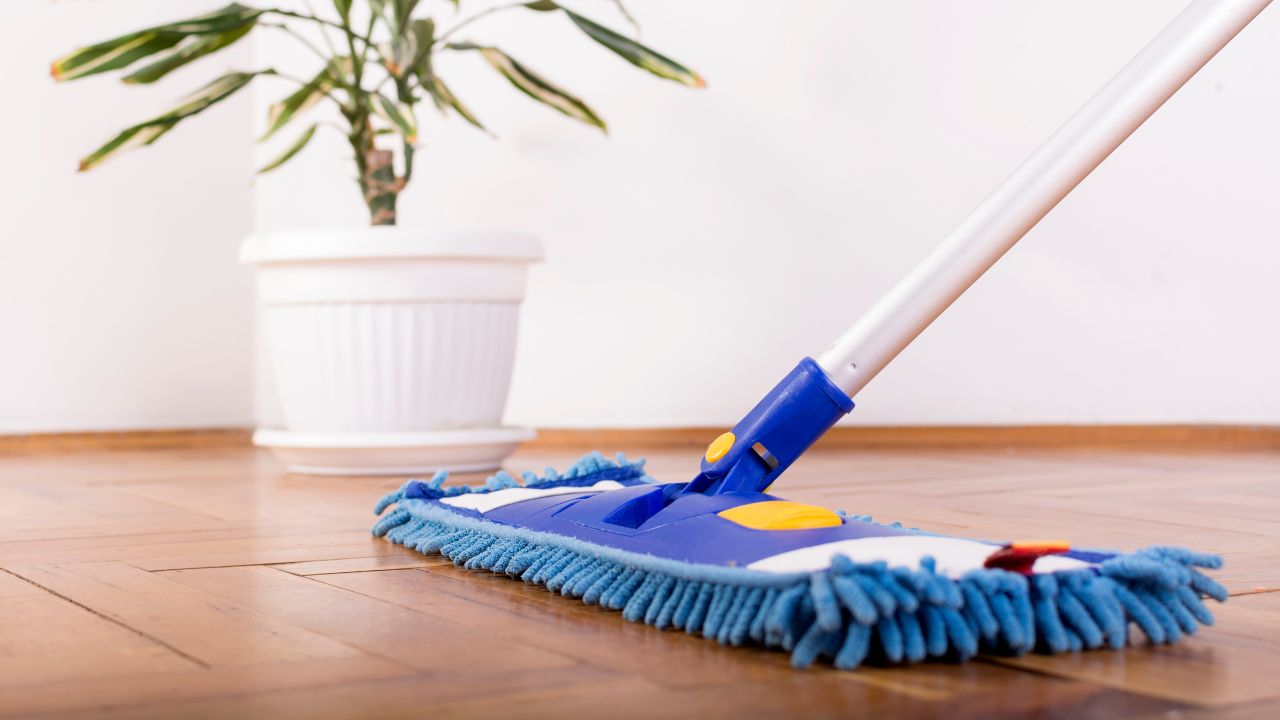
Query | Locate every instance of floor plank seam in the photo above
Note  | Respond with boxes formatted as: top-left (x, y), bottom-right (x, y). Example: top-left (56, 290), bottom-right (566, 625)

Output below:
top-left (0, 524), bottom-right (334, 549)
top-left (146, 554), bottom-right (400, 574)
top-left (1229, 588), bottom-right (1280, 597)
top-left (297, 570), bottom-right (588, 669)
top-left (265, 567), bottom-right (577, 673)
top-left (0, 566), bottom-right (212, 670)
top-left (975, 657), bottom-right (1204, 710)
top-left (279, 566), bottom-right (431, 577)
top-left (108, 488), bottom-right (236, 523)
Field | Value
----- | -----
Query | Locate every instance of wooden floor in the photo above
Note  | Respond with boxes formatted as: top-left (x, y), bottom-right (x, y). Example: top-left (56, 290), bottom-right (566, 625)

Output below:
top-left (2, 441), bottom-right (1278, 719)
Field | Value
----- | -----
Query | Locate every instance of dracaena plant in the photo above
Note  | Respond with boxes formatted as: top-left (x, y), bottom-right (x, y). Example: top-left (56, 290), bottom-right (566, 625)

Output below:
top-left (53, 1), bottom-right (703, 225)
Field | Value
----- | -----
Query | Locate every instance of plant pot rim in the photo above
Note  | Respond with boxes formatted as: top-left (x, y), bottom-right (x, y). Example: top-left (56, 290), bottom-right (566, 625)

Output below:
top-left (240, 227), bottom-right (543, 266)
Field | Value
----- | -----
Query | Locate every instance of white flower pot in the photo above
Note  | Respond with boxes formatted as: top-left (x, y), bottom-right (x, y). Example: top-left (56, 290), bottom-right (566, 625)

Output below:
top-left (241, 228), bottom-right (542, 475)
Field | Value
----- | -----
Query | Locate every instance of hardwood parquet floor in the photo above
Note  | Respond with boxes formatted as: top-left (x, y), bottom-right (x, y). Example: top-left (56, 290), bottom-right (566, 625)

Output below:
top-left (2, 442), bottom-right (1277, 718)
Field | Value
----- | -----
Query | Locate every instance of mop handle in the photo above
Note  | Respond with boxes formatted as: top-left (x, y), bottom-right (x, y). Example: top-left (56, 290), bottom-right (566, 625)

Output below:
top-left (816, 0), bottom-right (1273, 397)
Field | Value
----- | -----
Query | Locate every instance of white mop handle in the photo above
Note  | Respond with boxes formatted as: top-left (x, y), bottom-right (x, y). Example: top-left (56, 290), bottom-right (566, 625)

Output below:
top-left (817, 0), bottom-right (1272, 397)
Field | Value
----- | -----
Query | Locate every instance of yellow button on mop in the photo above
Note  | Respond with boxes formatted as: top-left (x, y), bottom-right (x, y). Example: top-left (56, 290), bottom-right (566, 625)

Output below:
top-left (704, 432), bottom-right (735, 463)
top-left (719, 500), bottom-right (843, 530)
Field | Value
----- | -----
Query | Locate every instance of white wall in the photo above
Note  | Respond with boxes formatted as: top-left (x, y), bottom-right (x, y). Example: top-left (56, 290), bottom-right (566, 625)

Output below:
top-left (1, 1), bottom-right (256, 433)
top-left (6, 1), bottom-right (1277, 433)
top-left (254, 0), bottom-right (1280, 428)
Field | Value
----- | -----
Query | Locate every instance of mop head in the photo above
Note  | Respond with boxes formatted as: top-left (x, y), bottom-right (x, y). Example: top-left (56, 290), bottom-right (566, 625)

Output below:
top-left (373, 452), bottom-right (1226, 670)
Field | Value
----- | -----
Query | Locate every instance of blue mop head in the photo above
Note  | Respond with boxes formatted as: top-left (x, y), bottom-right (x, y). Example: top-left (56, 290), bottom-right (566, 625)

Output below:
top-left (373, 452), bottom-right (1227, 670)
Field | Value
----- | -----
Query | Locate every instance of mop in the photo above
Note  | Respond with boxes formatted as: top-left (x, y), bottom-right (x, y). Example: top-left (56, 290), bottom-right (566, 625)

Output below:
top-left (374, 0), bottom-right (1267, 669)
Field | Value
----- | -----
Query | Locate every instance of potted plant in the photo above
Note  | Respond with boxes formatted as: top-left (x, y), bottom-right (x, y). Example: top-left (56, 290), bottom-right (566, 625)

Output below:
top-left (54, 1), bottom-right (702, 474)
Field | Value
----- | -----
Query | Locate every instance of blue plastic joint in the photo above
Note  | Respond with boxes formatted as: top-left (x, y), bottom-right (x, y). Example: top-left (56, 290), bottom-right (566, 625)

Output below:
top-left (686, 357), bottom-right (854, 496)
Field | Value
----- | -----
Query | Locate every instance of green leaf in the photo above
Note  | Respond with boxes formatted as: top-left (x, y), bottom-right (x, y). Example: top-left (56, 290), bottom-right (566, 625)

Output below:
top-left (332, 0), bottom-right (353, 21)
top-left (258, 124), bottom-right (318, 174)
top-left (474, 47), bottom-right (605, 131)
top-left (52, 3), bottom-right (263, 81)
top-left (122, 22), bottom-right (256, 84)
top-left (563, 9), bottom-right (703, 87)
top-left (148, 3), bottom-right (262, 34)
top-left (79, 70), bottom-right (271, 171)
top-left (523, 1), bottom-right (560, 10)
top-left (383, 39), bottom-right (414, 78)
top-left (369, 0), bottom-right (392, 26)
top-left (370, 93), bottom-right (418, 142)
top-left (393, 0), bottom-right (423, 32)
top-left (77, 122), bottom-right (179, 173)
top-left (424, 74), bottom-right (485, 131)
top-left (380, 9), bottom-right (430, 77)
top-left (52, 34), bottom-right (184, 82)
top-left (261, 65), bottom-right (338, 141)
top-left (407, 18), bottom-right (435, 77)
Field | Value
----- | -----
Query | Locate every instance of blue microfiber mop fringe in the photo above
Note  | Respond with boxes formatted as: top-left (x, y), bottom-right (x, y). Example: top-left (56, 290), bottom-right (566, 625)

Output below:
top-left (372, 453), bottom-right (1227, 670)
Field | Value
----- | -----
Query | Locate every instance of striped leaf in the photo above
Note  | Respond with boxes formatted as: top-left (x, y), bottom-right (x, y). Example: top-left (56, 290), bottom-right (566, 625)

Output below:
top-left (79, 70), bottom-right (271, 171)
top-left (261, 62), bottom-right (342, 141)
top-left (52, 33), bottom-right (183, 82)
top-left (424, 74), bottom-right (485, 131)
top-left (472, 47), bottom-right (605, 131)
top-left (77, 122), bottom-right (179, 173)
top-left (381, 38), bottom-right (414, 78)
top-left (122, 22), bottom-right (257, 84)
top-left (563, 9), bottom-right (703, 87)
top-left (381, 11), bottom-right (432, 78)
top-left (412, 22), bottom-right (480, 129)
top-left (406, 18), bottom-right (435, 77)
top-left (393, 0), bottom-right (423, 32)
top-left (258, 124), bottom-right (318, 174)
top-left (141, 3), bottom-right (261, 34)
top-left (370, 93), bottom-right (418, 142)
top-left (52, 3), bottom-right (262, 81)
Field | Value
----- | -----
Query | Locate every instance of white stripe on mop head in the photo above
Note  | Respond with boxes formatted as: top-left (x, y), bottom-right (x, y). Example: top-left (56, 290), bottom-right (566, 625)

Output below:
top-left (747, 535), bottom-right (1091, 578)
top-left (440, 480), bottom-right (625, 513)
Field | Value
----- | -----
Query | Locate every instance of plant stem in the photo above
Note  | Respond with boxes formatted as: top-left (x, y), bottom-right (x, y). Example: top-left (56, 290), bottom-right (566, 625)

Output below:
top-left (332, 3), bottom-right (374, 220)
top-left (361, 10), bottom-right (379, 71)
top-left (266, 9), bottom-right (376, 44)
top-left (609, 0), bottom-right (642, 35)
top-left (394, 77), bottom-right (416, 184)
top-left (261, 23), bottom-right (336, 69)
top-left (300, 0), bottom-right (343, 57)
top-left (364, 148), bottom-right (399, 225)
top-left (344, 22), bottom-right (364, 88)
top-left (264, 4), bottom-right (432, 224)
top-left (266, 8), bottom-right (395, 71)
top-left (436, 1), bottom-right (528, 45)
top-left (338, 10), bottom-right (402, 226)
